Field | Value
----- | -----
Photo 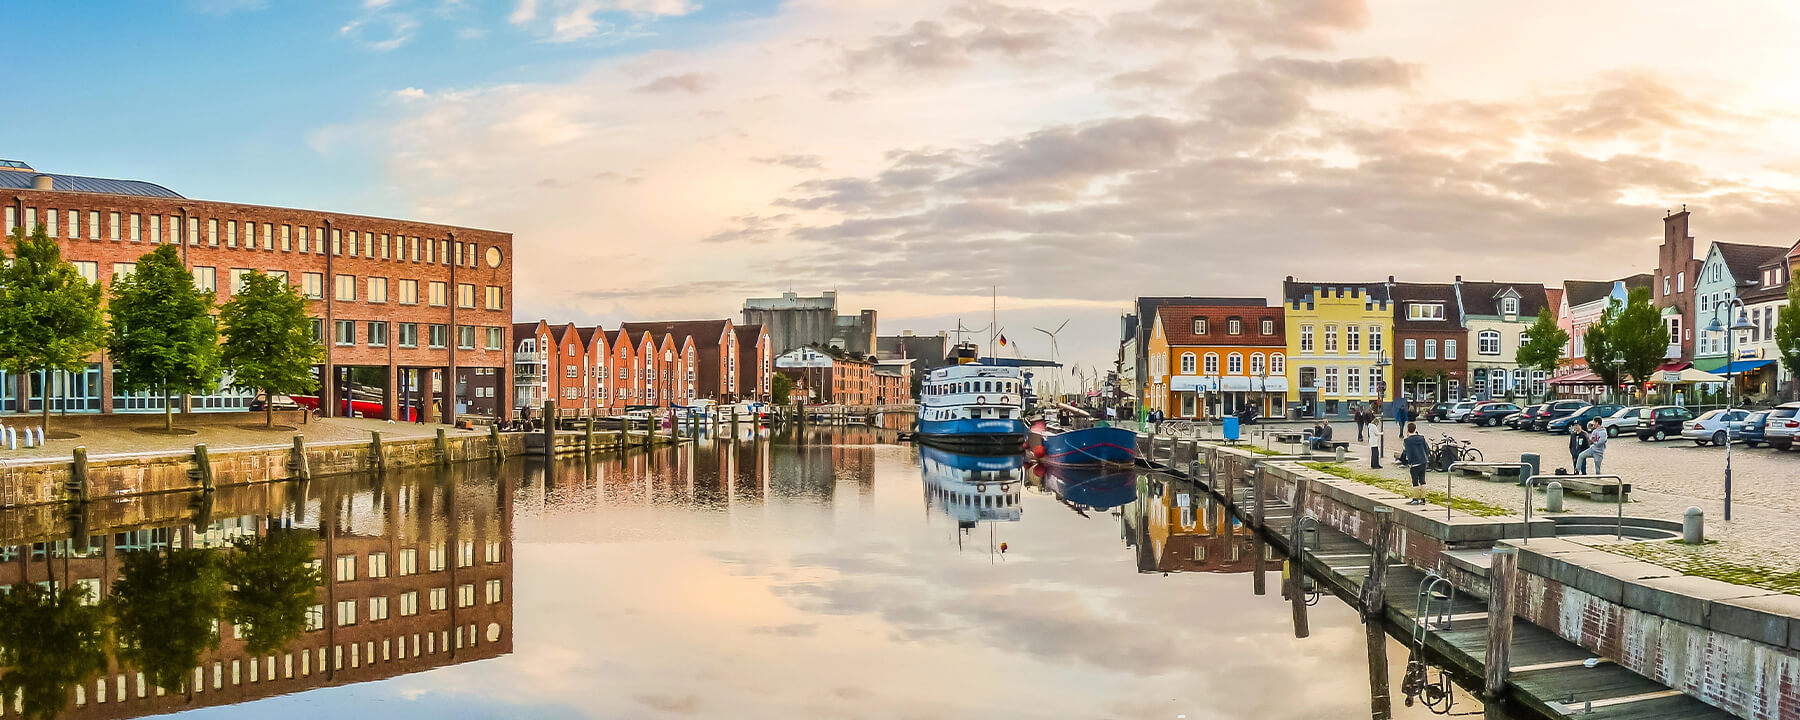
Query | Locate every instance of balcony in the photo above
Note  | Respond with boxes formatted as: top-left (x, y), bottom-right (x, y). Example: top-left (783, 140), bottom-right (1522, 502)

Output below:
top-left (514, 351), bottom-right (543, 364)
top-left (1664, 344), bottom-right (1682, 360)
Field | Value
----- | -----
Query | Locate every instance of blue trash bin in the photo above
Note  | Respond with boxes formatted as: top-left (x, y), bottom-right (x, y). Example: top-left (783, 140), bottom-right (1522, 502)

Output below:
top-left (1223, 416), bottom-right (1240, 441)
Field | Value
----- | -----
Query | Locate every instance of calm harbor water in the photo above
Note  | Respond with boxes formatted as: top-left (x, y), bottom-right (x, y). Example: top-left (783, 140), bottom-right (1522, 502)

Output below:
top-left (2, 427), bottom-right (1513, 719)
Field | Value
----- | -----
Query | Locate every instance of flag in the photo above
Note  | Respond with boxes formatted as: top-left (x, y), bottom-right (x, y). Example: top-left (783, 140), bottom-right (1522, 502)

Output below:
top-left (998, 334), bottom-right (1008, 346)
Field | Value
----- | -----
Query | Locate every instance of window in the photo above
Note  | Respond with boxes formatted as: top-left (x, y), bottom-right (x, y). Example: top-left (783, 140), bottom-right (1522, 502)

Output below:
top-left (1346, 366), bottom-right (1362, 395)
top-left (1202, 353), bottom-right (1219, 374)
top-left (1369, 326), bottom-right (1383, 354)
top-left (1192, 319), bottom-right (1207, 335)
top-left (1404, 339), bottom-right (1418, 360)
top-left (1226, 353), bottom-right (1243, 374)
top-left (192, 266), bottom-right (217, 293)
top-left (428, 324), bottom-right (447, 349)
top-left (110, 212), bottom-right (122, 241)
top-left (428, 543), bottom-right (446, 572)
top-left (335, 554), bottom-right (357, 582)
top-left (485, 579), bottom-right (503, 604)
top-left (1323, 325), bottom-right (1338, 353)
top-left (130, 213), bottom-right (141, 241)
top-left (331, 229), bottom-right (342, 256)
top-left (111, 262), bottom-right (136, 279)
top-left (485, 327), bottom-right (503, 351)
top-left (398, 323), bottom-right (419, 348)
top-left (335, 275), bottom-right (355, 301)
top-left (226, 220), bottom-right (237, 247)
top-left (1446, 339), bottom-right (1457, 360)
top-left (1249, 353), bottom-right (1264, 375)
top-left (1424, 339), bottom-right (1437, 359)
top-left (335, 600), bottom-right (356, 626)
top-left (399, 548), bottom-right (418, 575)
top-left (457, 284), bottom-right (475, 308)
top-left (1677, 272), bottom-right (1685, 292)
top-left (367, 277), bottom-right (388, 303)
top-left (398, 279), bottom-right (418, 305)
top-left (1501, 297), bottom-right (1519, 317)
top-left (458, 325), bottom-right (476, 350)
top-left (1227, 318), bottom-right (1242, 335)
top-left (1663, 277), bottom-right (1671, 296)
top-left (302, 273), bottom-right (324, 299)
top-left (1299, 325), bottom-right (1314, 352)
top-left (369, 553), bottom-right (388, 578)
top-left (1323, 367), bottom-right (1340, 395)
top-left (305, 604), bottom-right (324, 631)
top-left (1179, 353), bottom-right (1195, 374)
top-left (207, 219), bottom-right (219, 246)
top-left (428, 282), bottom-right (447, 307)
top-left (66, 209), bottom-right (78, 238)
top-left (399, 591), bottom-right (419, 616)
top-left (1347, 325), bottom-right (1361, 353)
top-left (458, 541), bottom-right (475, 568)
top-left (1407, 303), bottom-right (1445, 320)
top-left (309, 319), bottom-right (324, 344)
top-left (457, 584), bottom-right (476, 608)
top-left (485, 286), bottom-right (503, 310)
top-left (367, 322), bottom-right (388, 347)
top-left (381, 234), bottom-right (391, 259)
top-left (1261, 319), bottom-right (1275, 335)
top-left (1272, 353), bottom-right (1285, 375)
top-left (429, 588), bottom-right (447, 611)
top-left (369, 596), bottom-right (389, 622)
top-left (90, 211), bottom-right (101, 240)
top-left (334, 320), bottom-right (355, 346)
top-left (1478, 330), bottom-right (1500, 355)
top-left (74, 261), bottom-right (98, 285)
top-left (566, 365), bottom-right (578, 379)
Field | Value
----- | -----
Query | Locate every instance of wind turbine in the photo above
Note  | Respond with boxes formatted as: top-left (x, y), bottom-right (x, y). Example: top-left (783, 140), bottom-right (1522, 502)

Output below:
top-left (1035, 319), bottom-right (1069, 402)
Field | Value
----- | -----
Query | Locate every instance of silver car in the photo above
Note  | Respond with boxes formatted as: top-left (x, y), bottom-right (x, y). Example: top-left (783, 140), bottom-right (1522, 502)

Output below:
top-left (1444, 400), bottom-right (1480, 422)
top-left (1765, 403), bottom-right (1800, 451)
top-left (1681, 408), bottom-right (1750, 446)
top-left (1600, 406), bottom-right (1648, 437)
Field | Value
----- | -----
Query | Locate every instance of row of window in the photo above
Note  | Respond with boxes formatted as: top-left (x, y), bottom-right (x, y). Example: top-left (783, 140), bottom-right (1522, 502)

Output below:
top-left (1297, 324), bottom-right (1385, 355)
top-left (1469, 368), bottom-right (1548, 397)
top-left (319, 579), bottom-right (503, 629)
top-left (1172, 351), bottom-right (1286, 376)
top-left (1191, 317), bottom-right (1276, 336)
top-left (2, 209), bottom-right (501, 271)
top-left (330, 541), bottom-right (503, 582)
top-left (320, 320), bottom-right (504, 351)
top-left (64, 261), bottom-right (506, 311)
top-left (1401, 338), bottom-right (1458, 360)
top-left (926, 379), bottom-right (1020, 396)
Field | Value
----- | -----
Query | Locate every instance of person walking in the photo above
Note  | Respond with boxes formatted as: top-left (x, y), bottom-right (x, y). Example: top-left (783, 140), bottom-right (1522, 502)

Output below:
top-left (1568, 424), bottom-right (1590, 474)
top-left (1368, 417), bottom-right (1384, 470)
top-left (1578, 418), bottom-right (1607, 475)
top-left (1353, 405), bottom-right (1367, 441)
top-left (1401, 422), bottom-right (1430, 505)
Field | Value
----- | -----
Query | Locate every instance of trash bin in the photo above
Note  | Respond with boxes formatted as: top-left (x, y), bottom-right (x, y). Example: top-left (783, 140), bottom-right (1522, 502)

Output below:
top-left (1223, 416), bottom-right (1240, 441)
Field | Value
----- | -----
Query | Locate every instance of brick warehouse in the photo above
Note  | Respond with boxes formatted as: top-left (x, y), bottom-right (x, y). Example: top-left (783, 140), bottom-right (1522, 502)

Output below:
top-left (1, 159), bottom-right (513, 423)
top-left (510, 319), bottom-right (772, 418)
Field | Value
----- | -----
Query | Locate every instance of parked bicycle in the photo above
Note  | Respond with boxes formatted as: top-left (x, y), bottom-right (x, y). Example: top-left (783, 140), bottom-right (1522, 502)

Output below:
top-left (1427, 434), bottom-right (1481, 471)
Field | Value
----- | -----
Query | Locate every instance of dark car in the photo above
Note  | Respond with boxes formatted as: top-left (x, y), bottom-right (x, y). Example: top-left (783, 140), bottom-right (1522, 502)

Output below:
top-left (1505, 403), bottom-right (1548, 430)
top-left (1465, 401), bottom-right (1521, 427)
top-left (1636, 405), bottom-right (1697, 441)
top-left (1426, 401), bottom-right (1454, 422)
top-left (1740, 410), bottom-right (1773, 448)
top-left (1532, 400), bottom-right (1591, 431)
top-left (1546, 404), bottom-right (1622, 434)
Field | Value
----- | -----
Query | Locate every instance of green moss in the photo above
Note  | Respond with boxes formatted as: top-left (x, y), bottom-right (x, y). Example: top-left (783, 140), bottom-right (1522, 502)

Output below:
top-left (1602, 543), bottom-right (1800, 594)
top-left (1245, 446), bottom-right (1286, 456)
top-left (1300, 462), bottom-right (1514, 517)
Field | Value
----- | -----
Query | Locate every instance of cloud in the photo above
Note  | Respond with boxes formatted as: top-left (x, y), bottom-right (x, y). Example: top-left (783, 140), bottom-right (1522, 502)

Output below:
top-left (340, 14), bottom-right (419, 51)
top-left (1107, 0), bottom-right (1370, 50)
top-left (845, 1), bottom-right (1090, 73)
top-left (509, 0), bottom-right (698, 42)
top-left (752, 154), bottom-right (824, 169)
top-left (510, 0), bottom-right (538, 24)
top-left (634, 72), bottom-right (717, 94)
top-left (394, 87), bottom-right (430, 101)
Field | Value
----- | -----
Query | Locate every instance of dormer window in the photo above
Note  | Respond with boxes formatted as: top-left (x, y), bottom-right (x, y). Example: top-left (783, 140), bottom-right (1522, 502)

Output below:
top-left (1192, 318), bottom-right (1207, 335)
top-left (1261, 319), bottom-right (1275, 335)
top-left (1406, 303), bottom-right (1446, 321)
top-left (1227, 318), bottom-right (1242, 335)
top-left (1500, 297), bottom-right (1519, 317)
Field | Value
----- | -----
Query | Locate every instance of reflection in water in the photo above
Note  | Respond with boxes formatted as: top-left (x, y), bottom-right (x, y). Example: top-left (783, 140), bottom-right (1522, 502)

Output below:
top-left (920, 447), bottom-right (1023, 529)
top-left (1033, 464), bottom-right (1136, 515)
top-left (1123, 475), bottom-right (1263, 574)
top-left (0, 464), bottom-right (513, 719)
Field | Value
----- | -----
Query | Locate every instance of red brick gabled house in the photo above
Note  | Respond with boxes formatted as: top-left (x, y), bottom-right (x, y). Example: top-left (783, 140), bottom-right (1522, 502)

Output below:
top-left (736, 324), bottom-right (771, 402)
top-left (512, 321), bottom-right (552, 415)
top-left (620, 320), bottom-right (742, 402)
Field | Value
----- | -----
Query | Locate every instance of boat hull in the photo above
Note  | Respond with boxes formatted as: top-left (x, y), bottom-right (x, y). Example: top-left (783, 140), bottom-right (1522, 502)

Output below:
top-left (917, 418), bottom-right (1028, 450)
top-left (1037, 426), bottom-right (1139, 467)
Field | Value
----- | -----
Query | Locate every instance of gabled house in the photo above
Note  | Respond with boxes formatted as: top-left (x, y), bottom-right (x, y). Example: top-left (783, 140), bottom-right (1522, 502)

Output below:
top-left (1281, 279), bottom-right (1391, 419)
top-left (1390, 282), bottom-right (1469, 402)
top-left (1552, 274), bottom-right (1652, 400)
top-left (1455, 279), bottom-right (1549, 401)
top-left (512, 321), bottom-right (552, 416)
top-left (1727, 241), bottom-right (1797, 402)
top-left (1694, 241), bottom-right (1791, 374)
top-left (1145, 301), bottom-right (1286, 419)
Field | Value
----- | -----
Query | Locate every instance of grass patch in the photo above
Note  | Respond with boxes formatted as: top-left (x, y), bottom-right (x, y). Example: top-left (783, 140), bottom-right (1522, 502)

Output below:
top-left (1245, 446), bottom-right (1287, 456)
top-left (1602, 542), bottom-right (1800, 594)
top-left (1301, 462), bottom-right (1514, 517)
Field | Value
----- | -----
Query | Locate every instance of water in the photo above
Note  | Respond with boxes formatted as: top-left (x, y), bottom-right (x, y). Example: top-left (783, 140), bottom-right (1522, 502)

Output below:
top-left (0, 427), bottom-right (1510, 719)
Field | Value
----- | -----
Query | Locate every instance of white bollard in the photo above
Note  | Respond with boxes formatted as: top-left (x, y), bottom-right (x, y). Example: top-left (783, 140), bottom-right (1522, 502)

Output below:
top-left (5, 425), bottom-right (13, 451)
top-left (24, 427), bottom-right (37, 448)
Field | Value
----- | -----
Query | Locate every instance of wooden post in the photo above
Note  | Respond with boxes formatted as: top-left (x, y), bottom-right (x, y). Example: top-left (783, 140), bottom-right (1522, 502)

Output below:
top-left (193, 444), bottom-right (215, 491)
top-left (1484, 546), bottom-right (1519, 700)
top-left (585, 417), bottom-right (596, 454)
top-left (435, 428), bottom-right (450, 466)
top-left (1286, 477), bottom-right (1312, 639)
top-left (370, 431), bottom-right (386, 475)
top-left (1365, 623), bottom-right (1394, 720)
top-left (1252, 466), bottom-right (1267, 530)
top-left (68, 446), bottom-right (89, 504)
top-left (291, 435), bottom-right (311, 481)
top-left (1252, 533), bottom-right (1268, 596)
top-left (489, 422), bottom-right (504, 461)
top-left (1362, 506), bottom-right (1394, 620)
top-left (542, 400), bottom-right (556, 457)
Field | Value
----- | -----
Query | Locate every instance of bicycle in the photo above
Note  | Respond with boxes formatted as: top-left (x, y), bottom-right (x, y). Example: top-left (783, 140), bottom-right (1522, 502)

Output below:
top-left (1427, 434), bottom-right (1482, 471)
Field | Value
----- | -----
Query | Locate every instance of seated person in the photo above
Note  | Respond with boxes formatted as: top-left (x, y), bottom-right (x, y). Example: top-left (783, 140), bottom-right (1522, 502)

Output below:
top-left (1310, 421), bottom-right (1334, 449)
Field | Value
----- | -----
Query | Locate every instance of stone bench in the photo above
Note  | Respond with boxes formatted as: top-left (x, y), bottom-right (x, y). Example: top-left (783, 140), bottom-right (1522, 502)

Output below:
top-left (1551, 476), bottom-right (1630, 499)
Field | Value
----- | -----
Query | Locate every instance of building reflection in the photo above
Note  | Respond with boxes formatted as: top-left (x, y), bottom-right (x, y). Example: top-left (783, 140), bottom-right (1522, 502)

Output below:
top-left (1122, 476), bottom-right (1263, 574)
top-left (527, 430), bottom-right (877, 511)
top-left (0, 463), bottom-right (513, 719)
top-left (919, 447), bottom-right (1024, 530)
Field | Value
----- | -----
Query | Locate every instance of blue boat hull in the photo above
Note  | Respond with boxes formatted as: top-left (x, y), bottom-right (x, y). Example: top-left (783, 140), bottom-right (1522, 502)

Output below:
top-left (1038, 426), bottom-right (1139, 467)
top-left (917, 417), bottom-right (1028, 450)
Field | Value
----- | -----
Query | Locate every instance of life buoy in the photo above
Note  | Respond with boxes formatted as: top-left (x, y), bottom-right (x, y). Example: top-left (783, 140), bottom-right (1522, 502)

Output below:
top-left (977, 396), bottom-right (986, 404)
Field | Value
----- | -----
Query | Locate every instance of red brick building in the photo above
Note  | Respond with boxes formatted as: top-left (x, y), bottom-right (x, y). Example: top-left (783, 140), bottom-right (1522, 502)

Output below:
top-left (775, 346), bottom-right (881, 405)
top-left (736, 324), bottom-right (771, 402)
top-left (1, 159), bottom-right (513, 423)
top-left (514, 320), bottom-right (775, 416)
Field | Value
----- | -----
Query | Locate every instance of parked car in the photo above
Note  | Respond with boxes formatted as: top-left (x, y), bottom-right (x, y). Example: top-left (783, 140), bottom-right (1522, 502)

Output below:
top-left (1505, 404), bottom-right (1548, 430)
top-left (1546, 404), bottom-right (1622, 434)
top-left (1762, 403), bottom-right (1800, 451)
top-left (250, 393), bottom-right (303, 411)
top-left (1681, 408), bottom-right (1751, 446)
top-left (1636, 405), bottom-right (1696, 441)
top-left (1532, 400), bottom-right (1591, 432)
top-left (1599, 406), bottom-right (1648, 437)
top-left (1465, 401), bottom-right (1521, 427)
top-left (1442, 400), bottom-right (1481, 423)
top-left (1740, 410), bottom-right (1773, 448)
top-left (1426, 401), bottom-right (1457, 422)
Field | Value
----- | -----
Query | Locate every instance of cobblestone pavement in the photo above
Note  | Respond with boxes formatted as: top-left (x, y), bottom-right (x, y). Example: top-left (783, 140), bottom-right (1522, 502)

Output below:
top-left (1246, 418), bottom-right (1800, 590)
top-left (0, 415), bottom-right (480, 462)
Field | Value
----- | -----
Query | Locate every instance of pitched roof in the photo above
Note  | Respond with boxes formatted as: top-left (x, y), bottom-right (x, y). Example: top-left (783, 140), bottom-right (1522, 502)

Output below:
top-left (1561, 274), bottom-right (1650, 308)
top-left (0, 168), bottom-right (183, 198)
top-left (576, 326), bottom-right (600, 347)
top-left (1545, 288), bottom-right (1564, 313)
top-left (1390, 282), bottom-right (1466, 332)
top-left (619, 320), bottom-right (729, 350)
top-left (1153, 304), bottom-right (1283, 346)
top-left (1281, 279), bottom-right (1390, 304)
top-left (1714, 242), bottom-right (1790, 281)
top-left (1457, 281), bottom-right (1549, 318)
top-left (735, 323), bottom-right (763, 349)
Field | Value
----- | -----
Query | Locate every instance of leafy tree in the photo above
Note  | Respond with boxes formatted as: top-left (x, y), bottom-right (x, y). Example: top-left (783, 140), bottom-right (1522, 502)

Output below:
top-left (1584, 300), bottom-right (1623, 401)
top-left (110, 549), bottom-right (226, 693)
top-left (1606, 288), bottom-right (1671, 396)
top-left (1776, 282), bottom-right (1800, 402)
top-left (0, 582), bottom-right (109, 720)
top-left (220, 271), bottom-right (321, 427)
top-left (771, 372), bottom-right (793, 406)
top-left (108, 245), bottom-right (221, 431)
top-left (223, 529), bottom-right (322, 656)
top-left (0, 226), bottom-right (107, 437)
top-left (1514, 308), bottom-right (1569, 403)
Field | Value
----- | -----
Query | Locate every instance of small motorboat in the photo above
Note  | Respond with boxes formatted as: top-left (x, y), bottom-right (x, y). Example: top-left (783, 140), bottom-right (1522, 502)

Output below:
top-left (1029, 419), bottom-right (1138, 467)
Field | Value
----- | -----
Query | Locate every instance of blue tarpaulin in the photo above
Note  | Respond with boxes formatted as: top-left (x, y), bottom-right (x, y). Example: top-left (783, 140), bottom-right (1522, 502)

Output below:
top-left (1717, 358), bottom-right (1776, 376)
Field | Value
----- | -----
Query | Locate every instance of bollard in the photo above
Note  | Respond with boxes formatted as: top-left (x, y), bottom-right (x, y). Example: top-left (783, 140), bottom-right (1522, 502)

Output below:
top-left (370, 431), bottom-right (386, 474)
top-left (435, 428), bottom-right (450, 466)
top-left (1334, 445), bottom-right (1347, 463)
top-left (1520, 452), bottom-right (1539, 487)
top-left (1684, 507), bottom-right (1705, 545)
top-left (5, 425), bottom-right (14, 450)
top-left (1545, 481), bottom-right (1564, 513)
top-left (585, 417), bottom-right (596, 454)
top-left (69, 446), bottom-right (90, 503)
top-left (489, 423), bottom-right (504, 461)
top-left (193, 444), bottom-right (215, 491)
top-left (1484, 546), bottom-right (1520, 699)
top-left (291, 435), bottom-right (312, 480)
top-left (22, 427), bottom-right (34, 449)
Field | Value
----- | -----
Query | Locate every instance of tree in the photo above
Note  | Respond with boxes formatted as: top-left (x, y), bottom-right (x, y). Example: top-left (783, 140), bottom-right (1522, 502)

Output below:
top-left (1584, 301), bottom-right (1623, 401)
top-left (0, 582), bottom-right (109, 720)
top-left (220, 271), bottom-right (321, 428)
top-left (1605, 287), bottom-right (1671, 397)
top-left (223, 529), bottom-right (322, 656)
top-left (0, 226), bottom-right (107, 438)
top-left (108, 245), bottom-right (221, 431)
top-left (110, 549), bottom-right (226, 693)
top-left (1776, 283), bottom-right (1800, 401)
top-left (1514, 308), bottom-right (1569, 403)
top-left (771, 372), bottom-right (793, 406)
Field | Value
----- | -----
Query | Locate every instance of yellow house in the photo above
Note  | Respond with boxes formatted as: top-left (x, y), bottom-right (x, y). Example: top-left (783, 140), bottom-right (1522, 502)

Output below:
top-left (1282, 277), bottom-right (1394, 420)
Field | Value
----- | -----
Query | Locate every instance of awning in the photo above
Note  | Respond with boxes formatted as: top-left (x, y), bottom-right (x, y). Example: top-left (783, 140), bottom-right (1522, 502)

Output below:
top-left (1169, 376), bottom-right (1214, 392)
top-left (1656, 361), bottom-right (1691, 373)
top-left (1549, 370), bottom-right (1603, 385)
top-left (1718, 358), bottom-right (1776, 376)
top-left (1655, 368), bottom-right (1727, 384)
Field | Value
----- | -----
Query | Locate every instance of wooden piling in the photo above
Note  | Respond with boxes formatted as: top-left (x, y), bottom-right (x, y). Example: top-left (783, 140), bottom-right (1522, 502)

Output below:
top-left (435, 428), bottom-right (450, 466)
top-left (370, 431), bottom-right (386, 475)
top-left (1252, 533), bottom-right (1267, 596)
top-left (1252, 466), bottom-right (1267, 530)
top-left (1484, 546), bottom-right (1519, 699)
top-left (541, 400), bottom-right (556, 457)
top-left (291, 435), bottom-right (311, 481)
top-left (489, 422), bottom-right (504, 461)
top-left (1362, 506), bottom-right (1394, 620)
top-left (585, 417), bottom-right (596, 454)
top-left (68, 446), bottom-right (90, 503)
top-left (193, 444), bottom-right (215, 491)
top-left (1365, 623), bottom-right (1393, 720)
top-left (1286, 477), bottom-right (1312, 639)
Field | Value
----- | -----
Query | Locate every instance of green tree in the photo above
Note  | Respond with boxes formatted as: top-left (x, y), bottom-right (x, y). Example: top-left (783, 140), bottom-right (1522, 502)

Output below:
top-left (0, 226), bottom-right (107, 437)
top-left (0, 582), bottom-right (109, 720)
top-left (110, 549), bottom-right (226, 693)
top-left (223, 529), bottom-right (322, 656)
top-left (1584, 300), bottom-right (1623, 401)
top-left (1606, 287), bottom-right (1671, 398)
top-left (1514, 308), bottom-right (1570, 403)
top-left (1776, 283), bottom-right (1800, 402)
top-left (771, 372), bottom-right (793, 406)
top-left (220, 271), bottom-right (321, 428)
top-left (108, 245), bottom-right (221, 432)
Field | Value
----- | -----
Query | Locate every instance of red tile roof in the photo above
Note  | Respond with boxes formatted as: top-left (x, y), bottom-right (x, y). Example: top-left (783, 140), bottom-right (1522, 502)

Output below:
top-left (1155, 304), bottom-right (1284, 347)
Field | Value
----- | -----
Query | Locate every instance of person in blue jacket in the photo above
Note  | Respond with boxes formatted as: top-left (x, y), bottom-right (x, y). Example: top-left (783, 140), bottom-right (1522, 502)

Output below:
top-left (1401, 422), bottom-right (1430, 505)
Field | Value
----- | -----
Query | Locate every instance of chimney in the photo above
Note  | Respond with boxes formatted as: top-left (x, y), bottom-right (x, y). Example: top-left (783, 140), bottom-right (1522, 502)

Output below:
top-left (1285, 275), bottom-right (1294, 282)
top-left (1387, 275), bottom-right (1395, 283)
top-left (1454, 275), bottom-right (1462, 283)
top-left (30, 175), bottom-right (52, 190)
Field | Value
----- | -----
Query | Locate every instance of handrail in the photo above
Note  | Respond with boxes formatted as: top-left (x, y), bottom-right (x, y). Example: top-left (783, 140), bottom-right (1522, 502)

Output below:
top-left (1446, 461), bottom-right (1532, 541)
top-left (1541, 474), bottom-right (1629, 540)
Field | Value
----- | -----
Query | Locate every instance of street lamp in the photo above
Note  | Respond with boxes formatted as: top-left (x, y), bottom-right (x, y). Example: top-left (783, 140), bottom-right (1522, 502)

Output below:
top-left (1705, 300), bottom-right (1756, 521)
top-left (1374, 356), bottom-right (1393, 448)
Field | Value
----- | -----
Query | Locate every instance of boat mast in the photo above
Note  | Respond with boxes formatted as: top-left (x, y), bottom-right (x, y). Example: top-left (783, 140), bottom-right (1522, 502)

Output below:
top-left (988, 286), bottom-right (996, 358)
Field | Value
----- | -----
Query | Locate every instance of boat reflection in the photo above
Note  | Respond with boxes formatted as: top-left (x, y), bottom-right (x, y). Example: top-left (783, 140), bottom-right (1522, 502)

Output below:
top-left (919, 446), bottom-right (1024, 529)
top-left (1122, 476), bottom-right (1264, 574)
top-left (1032, 463), bottom-right (1137, 515)
top-left (0, 464), bottom-right (513, 719)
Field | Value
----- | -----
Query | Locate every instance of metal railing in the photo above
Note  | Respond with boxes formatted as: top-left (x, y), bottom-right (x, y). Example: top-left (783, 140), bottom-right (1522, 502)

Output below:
top-left (1538, 474), bottom-right (1628, 540)
top-left (1445, 461), bottom-right (1531, 540)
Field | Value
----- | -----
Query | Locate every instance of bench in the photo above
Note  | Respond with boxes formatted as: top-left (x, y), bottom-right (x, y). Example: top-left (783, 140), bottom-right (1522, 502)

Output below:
top-left (1457, 465), bottom-right (1521, 481)
top-left (1272, 432), bottom-right (1304, 444)
top-left (1552, 477), bottom-right (1631, 499)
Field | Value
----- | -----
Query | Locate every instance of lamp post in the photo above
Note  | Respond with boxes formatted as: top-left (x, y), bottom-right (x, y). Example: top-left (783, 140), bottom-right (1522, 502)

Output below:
top-left (1706, 300), bottom-right (1755, 521)
top-left (1374, 356), bottom-right (1393, 449)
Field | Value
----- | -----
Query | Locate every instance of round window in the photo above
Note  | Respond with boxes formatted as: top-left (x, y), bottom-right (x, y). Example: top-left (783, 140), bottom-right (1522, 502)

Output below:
top-left (486, 623), bottom-right (502, 642)
top-left (485, 246), bottom-right (503, 268)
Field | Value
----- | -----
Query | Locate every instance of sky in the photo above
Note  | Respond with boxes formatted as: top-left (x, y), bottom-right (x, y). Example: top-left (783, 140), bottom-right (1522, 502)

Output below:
top-left (11, 0), bottom-right (1800, 376)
